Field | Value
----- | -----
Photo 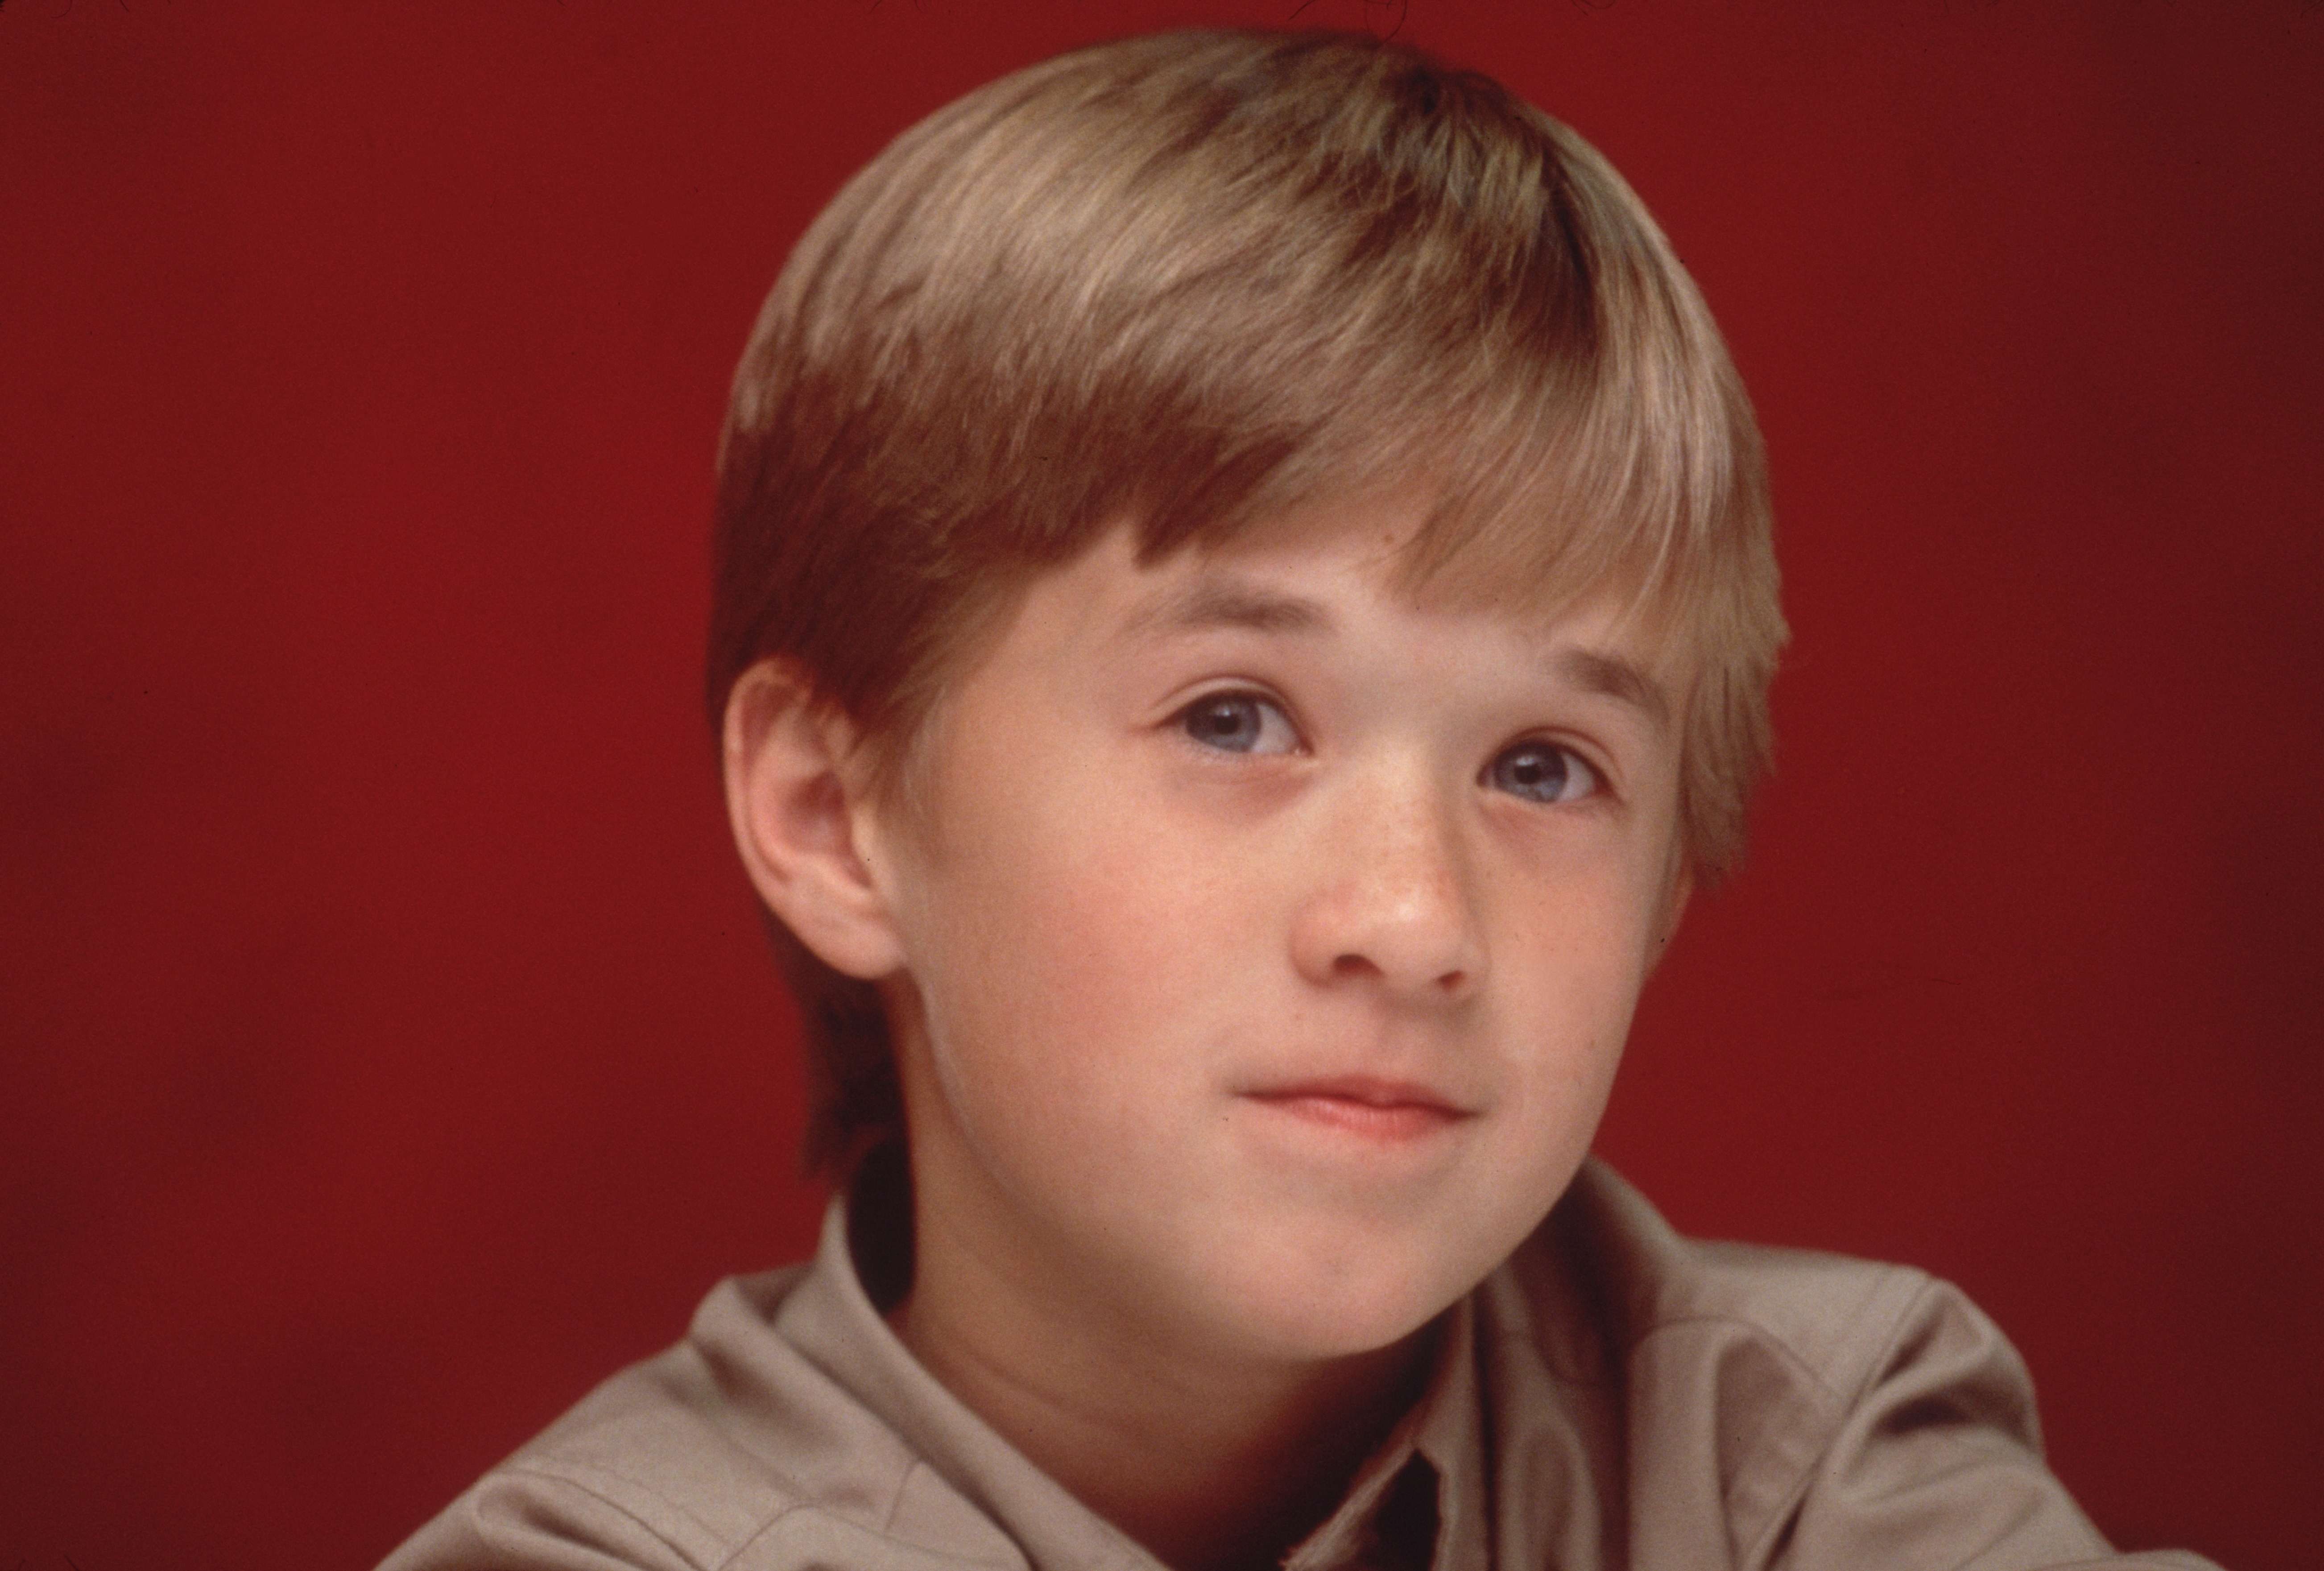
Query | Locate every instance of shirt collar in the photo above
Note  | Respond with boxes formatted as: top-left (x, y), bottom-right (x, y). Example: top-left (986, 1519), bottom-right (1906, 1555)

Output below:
top-left (1283, 1292), bottom-right (1488, 1571)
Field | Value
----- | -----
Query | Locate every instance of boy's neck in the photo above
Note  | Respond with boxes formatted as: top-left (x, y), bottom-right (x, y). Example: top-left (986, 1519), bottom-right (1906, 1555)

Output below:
top-left (860, 1125), bottom-right (1431, 1571)
top-left (885, 1194), bottom-right (1437, 1571)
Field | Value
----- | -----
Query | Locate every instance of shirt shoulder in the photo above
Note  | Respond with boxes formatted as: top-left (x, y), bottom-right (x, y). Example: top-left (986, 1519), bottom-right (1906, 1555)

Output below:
top-left (377, 1267), bottom-right (1027, 1571)
top-left (1481, 1160), bottom-right (2221, 1571)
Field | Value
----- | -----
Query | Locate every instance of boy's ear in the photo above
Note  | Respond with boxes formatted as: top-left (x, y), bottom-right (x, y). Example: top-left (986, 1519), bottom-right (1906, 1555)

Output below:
top-left (1648, 864), bottom-right (1694, 977)
top-left (722, 660), bottom-right (907, 982)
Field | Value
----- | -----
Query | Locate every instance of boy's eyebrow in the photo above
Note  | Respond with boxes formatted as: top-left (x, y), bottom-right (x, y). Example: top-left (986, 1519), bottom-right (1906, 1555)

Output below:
top-left (1555, 649), bottom-right (1672, 733)
top-left (1116, 580), bottom-right (1336, 641)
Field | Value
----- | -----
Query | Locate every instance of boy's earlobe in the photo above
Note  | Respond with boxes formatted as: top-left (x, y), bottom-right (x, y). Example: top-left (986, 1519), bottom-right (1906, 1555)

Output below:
top-left (1649, 866), bottom-right (1694, 976)
top-left (722, 661), bottom-right (907, 982)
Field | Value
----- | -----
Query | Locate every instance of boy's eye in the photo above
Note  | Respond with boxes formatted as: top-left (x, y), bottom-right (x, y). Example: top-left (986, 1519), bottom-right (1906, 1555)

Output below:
top-left (1178, 691), bottom-right (1299, 755)
top-left (1485, 741), bottom-right (1599, 805)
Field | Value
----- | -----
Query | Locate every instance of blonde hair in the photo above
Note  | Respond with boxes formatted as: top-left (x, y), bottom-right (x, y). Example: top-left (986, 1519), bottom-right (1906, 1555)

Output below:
top-left (709, 29), bottom-right (1785, 1176)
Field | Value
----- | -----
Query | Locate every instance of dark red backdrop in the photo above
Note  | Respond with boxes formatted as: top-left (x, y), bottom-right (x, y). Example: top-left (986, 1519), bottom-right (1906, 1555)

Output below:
top-left (4, 3), bottom-right (2317, 1567)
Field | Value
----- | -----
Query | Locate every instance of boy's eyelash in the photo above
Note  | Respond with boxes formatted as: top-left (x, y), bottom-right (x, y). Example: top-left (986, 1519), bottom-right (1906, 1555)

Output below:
top-left (1484, 737), bottom-right (1609, 806)
top-left (1172, 688), bottom-right (1303, 755)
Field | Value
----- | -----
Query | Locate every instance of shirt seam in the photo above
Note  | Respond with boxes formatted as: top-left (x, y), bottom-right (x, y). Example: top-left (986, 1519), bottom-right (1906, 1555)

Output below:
top-left (719, 1497), bottom-right (887, 1571)
top-left (880, 1457), bottom-right (932, 1537)
top-left (1729, 1266), bottom-right (1944, 1568)
top-left (500, 1456), bottom-right (815, 1571)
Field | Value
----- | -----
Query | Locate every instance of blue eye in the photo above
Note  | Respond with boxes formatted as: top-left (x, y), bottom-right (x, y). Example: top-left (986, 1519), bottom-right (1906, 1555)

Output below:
top-left (1487, 741), bottom-right (1598, 804)
top-left (1179, 691), bottom-right (1298, 754)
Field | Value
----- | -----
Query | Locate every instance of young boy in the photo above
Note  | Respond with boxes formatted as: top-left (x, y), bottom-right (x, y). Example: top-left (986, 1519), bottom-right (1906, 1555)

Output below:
top-left (385, 30), bottom-right (2216, 1571)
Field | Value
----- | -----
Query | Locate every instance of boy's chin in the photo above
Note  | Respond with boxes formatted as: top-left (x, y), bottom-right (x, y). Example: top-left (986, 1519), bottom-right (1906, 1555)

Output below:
top-left (1252, 1299), bottom-right (1453, 1365)
top-left (1171, 1231), bottom-right (1504, 1367)
top-left (1290, 1170), bottom-right (1584, 1339)
top-left (1137, 1168), bottom-right (1575, 1368)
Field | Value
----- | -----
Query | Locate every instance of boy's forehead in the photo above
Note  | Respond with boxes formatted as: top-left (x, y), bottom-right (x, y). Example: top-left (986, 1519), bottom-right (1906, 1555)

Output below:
top-left (1122, 487), bottom-right (1695, 685)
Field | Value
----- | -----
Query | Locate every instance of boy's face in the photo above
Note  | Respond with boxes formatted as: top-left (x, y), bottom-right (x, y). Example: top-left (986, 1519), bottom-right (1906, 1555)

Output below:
top-left (864, 489), bottom-right (1689, 1367)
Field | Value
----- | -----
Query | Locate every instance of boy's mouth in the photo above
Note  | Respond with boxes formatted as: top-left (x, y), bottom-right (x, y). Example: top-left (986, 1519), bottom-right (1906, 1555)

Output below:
top-left (1240, 1075), bottom-right (1474, 1140)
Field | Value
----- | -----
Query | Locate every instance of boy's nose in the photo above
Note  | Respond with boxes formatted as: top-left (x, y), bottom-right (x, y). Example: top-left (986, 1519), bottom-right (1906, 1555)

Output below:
top-left (1288, 777), bottom-right (1483, 1003)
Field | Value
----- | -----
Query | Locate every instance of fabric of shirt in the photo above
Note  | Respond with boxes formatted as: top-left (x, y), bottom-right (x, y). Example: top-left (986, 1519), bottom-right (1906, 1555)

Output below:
top-left (379, 1160), bottom-right (2220, 1571)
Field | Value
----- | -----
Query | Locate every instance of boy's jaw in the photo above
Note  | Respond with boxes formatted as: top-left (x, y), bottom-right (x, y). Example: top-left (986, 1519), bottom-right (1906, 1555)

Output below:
top-left (848, 500), bottom-right (1687, 1371)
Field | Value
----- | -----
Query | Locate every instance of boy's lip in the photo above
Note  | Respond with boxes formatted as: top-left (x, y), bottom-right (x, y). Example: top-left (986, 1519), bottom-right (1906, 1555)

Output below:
top-left (1238, 1075), bottom-right (1476, 1137)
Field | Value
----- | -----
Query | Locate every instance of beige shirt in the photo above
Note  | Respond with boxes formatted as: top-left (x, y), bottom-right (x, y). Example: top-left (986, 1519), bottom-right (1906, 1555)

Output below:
top-left (381, 1160), bottom-right (2218, 1570)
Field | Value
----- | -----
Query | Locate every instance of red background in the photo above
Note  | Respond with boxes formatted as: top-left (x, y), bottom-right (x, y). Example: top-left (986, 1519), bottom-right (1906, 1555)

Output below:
top-left (3, 3), bottom-right (2318, 1567)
